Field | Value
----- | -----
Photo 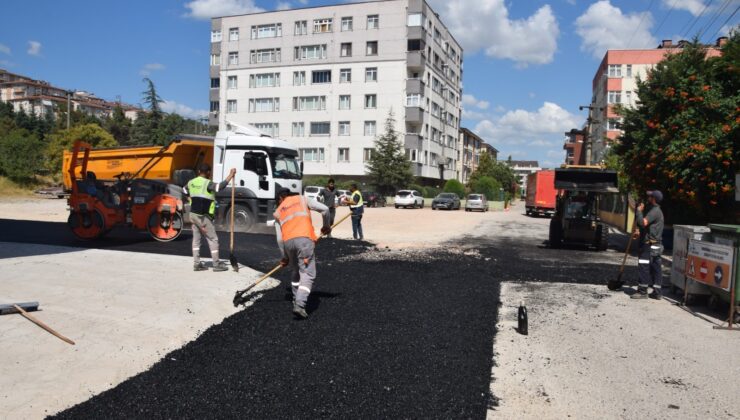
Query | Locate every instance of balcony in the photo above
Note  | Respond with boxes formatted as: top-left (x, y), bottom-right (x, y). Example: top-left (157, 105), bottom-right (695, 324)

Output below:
top-left (407, 26), bottom-right (425, 40)
top-left (405, 106), bottom-right (424, 123)
top-left (404, 133), bottom-right (423, 150)
top-left (406, 51), bottom-right (426, 70)
top-left (405, 78), bottom-right (425, 94)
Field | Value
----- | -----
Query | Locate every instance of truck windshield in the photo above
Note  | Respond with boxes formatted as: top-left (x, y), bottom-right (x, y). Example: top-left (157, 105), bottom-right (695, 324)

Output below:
top-left (270, 153), bottom-right (301, 179)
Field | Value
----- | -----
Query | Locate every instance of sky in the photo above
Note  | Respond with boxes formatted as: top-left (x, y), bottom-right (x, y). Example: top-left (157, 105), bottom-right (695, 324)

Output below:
top-left (0, 0), bottom-right (737, 168)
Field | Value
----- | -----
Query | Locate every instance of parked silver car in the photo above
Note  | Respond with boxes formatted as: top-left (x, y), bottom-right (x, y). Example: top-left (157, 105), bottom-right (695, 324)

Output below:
top-left (465, 194), bottom-right (489, 212)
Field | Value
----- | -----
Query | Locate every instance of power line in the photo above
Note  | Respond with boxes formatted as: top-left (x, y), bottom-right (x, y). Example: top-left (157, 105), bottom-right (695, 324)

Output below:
top-left (626, 0), bottom-right (657, 49)
top-left (697, 0), bottom-right (733, 40)
top-left (652, 0), bottom-right (682, 39)
top-left (680, 0), bottom-right (716, 38)
top-left (706, 4), bottom-right (740, 42)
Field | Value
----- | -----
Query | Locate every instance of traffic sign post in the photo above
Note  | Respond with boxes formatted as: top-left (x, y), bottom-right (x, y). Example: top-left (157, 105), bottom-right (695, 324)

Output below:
top-left (686, 238), bottom-right (738, 330)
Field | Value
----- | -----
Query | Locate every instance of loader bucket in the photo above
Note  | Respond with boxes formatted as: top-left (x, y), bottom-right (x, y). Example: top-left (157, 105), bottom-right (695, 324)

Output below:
top-left (554, 168), bottom-right (619, 193)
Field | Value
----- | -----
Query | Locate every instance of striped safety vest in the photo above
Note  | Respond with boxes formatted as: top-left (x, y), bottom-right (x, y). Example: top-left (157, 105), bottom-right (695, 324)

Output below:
top-left (349, 190), bottom-right (363, 209)
top-left (187, 176), bottom-right (216, 216)
top-left (274, 195), bottom-right (317, 242)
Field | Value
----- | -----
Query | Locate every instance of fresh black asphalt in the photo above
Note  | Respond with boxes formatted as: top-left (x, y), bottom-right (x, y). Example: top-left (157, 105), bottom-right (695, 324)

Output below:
top-left (0, 217), bottom-right (627, 418)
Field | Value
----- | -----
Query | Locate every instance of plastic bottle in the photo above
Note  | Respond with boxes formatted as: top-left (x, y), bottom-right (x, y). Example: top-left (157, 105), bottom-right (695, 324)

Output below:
top-left (518, 302), bottom-right (528, 335)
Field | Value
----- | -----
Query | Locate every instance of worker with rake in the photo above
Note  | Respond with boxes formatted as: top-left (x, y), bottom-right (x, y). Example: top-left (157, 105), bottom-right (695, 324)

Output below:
top-left (274, 188), bottom-right (331, 318)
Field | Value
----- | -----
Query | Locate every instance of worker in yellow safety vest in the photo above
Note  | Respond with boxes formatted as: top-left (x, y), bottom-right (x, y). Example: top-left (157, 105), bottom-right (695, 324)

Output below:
top-left (184, 163), bottom-right (236, 272)
top-left (274, 188), bottom-right (330, 318)
top-left (344, 183), bottom-right (364, 240)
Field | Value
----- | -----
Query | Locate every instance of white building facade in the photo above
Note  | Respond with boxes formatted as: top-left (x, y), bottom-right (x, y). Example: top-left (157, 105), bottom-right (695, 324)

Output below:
top-left (209, 0), bottom-right (463, 181)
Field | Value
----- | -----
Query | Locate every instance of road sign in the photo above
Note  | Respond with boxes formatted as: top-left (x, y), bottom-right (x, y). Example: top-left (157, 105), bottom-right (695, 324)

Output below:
top-left (686, 239), bottom-right (735, 291)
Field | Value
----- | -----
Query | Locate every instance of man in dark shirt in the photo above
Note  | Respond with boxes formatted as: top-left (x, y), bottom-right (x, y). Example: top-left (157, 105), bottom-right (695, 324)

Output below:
top-left (631, 190), bottom-right (665, 299)
top-left (318, 178), bottom-right (338, 229)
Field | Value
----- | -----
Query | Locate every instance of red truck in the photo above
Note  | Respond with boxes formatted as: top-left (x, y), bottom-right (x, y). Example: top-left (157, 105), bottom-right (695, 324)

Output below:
top-left (525, 170), bottom-right (557, 217)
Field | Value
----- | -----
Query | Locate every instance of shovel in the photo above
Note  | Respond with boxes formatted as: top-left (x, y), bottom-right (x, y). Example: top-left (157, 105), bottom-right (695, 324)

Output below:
top-left (232, 211), bottom-right (352, 306)
top-left (229, 179), bottom-right (239, 272)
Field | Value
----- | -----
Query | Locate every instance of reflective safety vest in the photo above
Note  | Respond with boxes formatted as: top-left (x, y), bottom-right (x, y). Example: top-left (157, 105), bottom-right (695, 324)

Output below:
top-left (274, 195), bottom-right (317, 242)
top-left (187, 176), bottom-right (216, 216)
top-left (349, 190), bottom-right (363, 208)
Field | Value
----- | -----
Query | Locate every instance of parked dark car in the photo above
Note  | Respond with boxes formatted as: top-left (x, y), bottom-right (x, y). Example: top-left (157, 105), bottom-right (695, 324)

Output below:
top-left (431, 193), bottom-right (461, 210)
top-left (364, 191), bottom-right (386, 207)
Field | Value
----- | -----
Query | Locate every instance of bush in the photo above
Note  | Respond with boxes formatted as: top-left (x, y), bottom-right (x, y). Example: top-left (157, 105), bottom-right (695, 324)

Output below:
top-left (443, 179), bottom-right (465, 198)
top-left (46, 123), bottom-right (117, 176)
top-left (423, 186), bottom-right (440, 198)
top-left (303, 176), bottom-right (329, 188)
top-left (408, 183), bottom-right (424, 195)
top-left (470, 176), bottom-right (502, 200)
top-left (0, 128), bottom-right (44, 183)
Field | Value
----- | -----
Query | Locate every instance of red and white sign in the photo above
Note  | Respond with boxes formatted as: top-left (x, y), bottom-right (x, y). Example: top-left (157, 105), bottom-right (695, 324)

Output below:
top-left (686, 240), bottom-right (735, 291)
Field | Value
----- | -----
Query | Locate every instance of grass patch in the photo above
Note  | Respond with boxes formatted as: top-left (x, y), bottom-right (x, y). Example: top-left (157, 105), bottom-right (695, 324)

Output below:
top-left (0, 176), bottom-right (48, 197)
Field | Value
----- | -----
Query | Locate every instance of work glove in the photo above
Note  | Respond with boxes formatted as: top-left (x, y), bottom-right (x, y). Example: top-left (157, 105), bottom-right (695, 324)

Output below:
top-left (280, 257), bottom-right (289, 267)
top-left (321, 226), bottom-right (332, 236)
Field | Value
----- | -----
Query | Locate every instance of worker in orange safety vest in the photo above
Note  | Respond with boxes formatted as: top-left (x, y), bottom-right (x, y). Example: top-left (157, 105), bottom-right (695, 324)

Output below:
top-left (274, 188), bottom-right (331, 318)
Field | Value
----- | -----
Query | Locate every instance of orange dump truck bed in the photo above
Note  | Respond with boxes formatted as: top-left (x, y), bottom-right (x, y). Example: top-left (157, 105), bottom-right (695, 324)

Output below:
top-left (62, 135), bottom-right (214, 190)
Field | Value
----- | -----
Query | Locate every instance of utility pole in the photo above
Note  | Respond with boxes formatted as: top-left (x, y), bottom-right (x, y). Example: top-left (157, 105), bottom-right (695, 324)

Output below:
top-left (66, 90), bottom-right (73, 130)
top-left (579, 105), bottom-right (602, 165)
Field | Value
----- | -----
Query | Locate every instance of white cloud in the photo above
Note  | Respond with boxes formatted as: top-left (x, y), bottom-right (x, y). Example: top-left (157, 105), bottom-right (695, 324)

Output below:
top-left (276, 1), bottom-right (292, 10)
top-left (546, 150), bottom-right (564, 159)
top-left (27, 41), bottom-right (41, 56)
top-left (139, 63), bottom-right (166, 76)
top-left (473, 102), bottom-right (580, 147)
top-left (529, 139), bottom-right (554, 147)
top-left (494, 105), bottom-right (506, 113)
top-left (528, 92), bottom-right (536, 98)
top-left (663, 0), bottom-right (706, 17)
top-left (461, 109), bottom-right (488, 121)
top-left (427, 0), bottom-right (559, 67)
top-left (161, 100), bottom-right (208, 120)
top-left (0, 44), bottom-right (10, 55)
top-left (575, 0), bottom-right (657, 59)
top-left (462, 94), bottom-right (490, 110)
top-left (184, 0), bottom-right (263, 19)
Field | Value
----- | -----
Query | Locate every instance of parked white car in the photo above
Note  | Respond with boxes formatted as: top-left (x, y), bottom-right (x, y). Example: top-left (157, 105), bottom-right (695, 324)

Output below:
top-left (304, 185), bottom-right (321, 201)
top-left (394, 190), bottom-right (424, 209)
top-left (336, 189), bottom-right (350, 206)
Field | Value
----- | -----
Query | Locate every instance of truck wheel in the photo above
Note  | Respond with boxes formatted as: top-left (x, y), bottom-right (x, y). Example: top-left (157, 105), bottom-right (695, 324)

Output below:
top-left (148, 210), bottom-right (183, 242)
top-left (595, 224), bottom-right (609, 251)
top-left (549, 219), bottom-right (563, 248)
top-left (231, 204), bottom-right (255, 232)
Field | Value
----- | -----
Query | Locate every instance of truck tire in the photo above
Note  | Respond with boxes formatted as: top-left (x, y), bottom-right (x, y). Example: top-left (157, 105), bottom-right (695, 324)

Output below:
top-left (595, 224), bottom-right (609, 251)
top-left (231, 204), bottom-right (255, 232)
top-left (549, 219), bottom-right (563, 248)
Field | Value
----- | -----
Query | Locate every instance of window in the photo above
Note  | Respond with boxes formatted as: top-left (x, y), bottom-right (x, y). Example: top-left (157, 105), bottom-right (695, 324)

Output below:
top-left (432, 77), bottom-right (441, 93)
top-left (366, 41), bottom-right (378, 55)
top-left (625, 91), bottom-right (632, 104)
top-left (626, 64), bottom-right (632, 78)
top-left (210, 78), bottom-right (220, 89)
top-left (210, 54), bottom-right (221, 66)
top-left (363, 148), bottom-right (374, 162)
top-left (365, 94), bottom-right (377, 109)
top-left (250, 48), bottom-right (280, 63)
top-left (295, 44), bottom-right (327, 60)
top-left (607, 119), bottom-right (620, 130)
top-left (408, 39), bottom-right (422, 51)
top-left (338, 148), bottom-right (350, 162)
top-left (226, 100), bottom-right (237, 113)
top-left (292, 122), bottom-right (305, 137)
top-left (253, 123), bottom-right (278, 137)
top-left (364, 120), bottom-right (376, 136)
top-left (339, 69), bottom-right (351, 83)
top-left (300, 148), bottom-right (324, 162)
top-left (228, 52), bottom-right (239, 66)
top-left (406, 149), bottom-right (418, 162)
top-left (227, 76), bottom-right (237, 89)
top-left (250, 73), bottom-right (280, 88)
top-left (341, 17), bottom-right (353, 31)
top-left (431, 101), bottom-right (440, 117)
top-left (339, 95), bottom-right (351, 110)
top-left (293, 71), bottom-right (306, 86)
top-left (338, 121), bottom-right (350, 136)
top-left (313, 18), bottom-right (333, 33)
top-left (210, 101), bottom-right (219, 112)
top-left (249, 98), bottom-right (279, 112)
top-left (407, 13), bottom-right (422, 27)
top-left (251, 23), bottom-right (281, 39)
top-left (311, 70), bottom-right (331, 84)
top-left (310, 122), bottom-right (330, 135)
top-left (340, 42), bottom-right (352, 57)
top-left (406, 94), bottom-right (421, 107)
top-left (211, 30), bottom-right (222, 42)
top-left (434, 28), bottom-right (441, 43)
top-left (294, 20), bottom-right (308, 35)
top-left (365, 67), bottom-right (377, 82)
top-left (293, 96), bottom-right (326, 111)
top-left (608, 91), bottom-right (621, 104)
top-left (608, 64), bottom-right (622, 77)
top-left (229, 28), bottom-right (239, 41)
top-left (367, 14), bottom-right (379, 29)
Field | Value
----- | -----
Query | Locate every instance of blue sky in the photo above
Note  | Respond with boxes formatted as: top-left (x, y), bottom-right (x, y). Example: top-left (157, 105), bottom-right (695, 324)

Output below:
top-left (0, 0), bottom-right (737, 168)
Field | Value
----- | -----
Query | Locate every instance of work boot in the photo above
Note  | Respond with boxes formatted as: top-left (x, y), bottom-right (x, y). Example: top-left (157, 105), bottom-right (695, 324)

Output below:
top-left (648, 289), bottom-right (662, 300)
top-left (292, 301), bottom-right (308, 319)
top-left (631, 287), bottom-right (648, 299)
top-left (212, 261), bottom-right (229, 272)
top-left (193, 261), bottom-right (207, 271)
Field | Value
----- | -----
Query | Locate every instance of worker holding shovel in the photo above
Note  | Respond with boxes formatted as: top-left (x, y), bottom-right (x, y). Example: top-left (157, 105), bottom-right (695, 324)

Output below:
top-left (273, 188), bottom-right (331, 318)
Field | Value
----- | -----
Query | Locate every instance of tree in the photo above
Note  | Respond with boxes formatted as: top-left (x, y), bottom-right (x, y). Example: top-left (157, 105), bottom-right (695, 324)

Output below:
top-left (365, 110), bottom-right (413, 196)
top-left (468, 152), bottom-right (518, 194)
top-left (141, 77), bottom-right (163, 116)
top-left (469, 176), bottom-right (502, 200)
top-left (443, 179), bottom-right (465, 198)
top-left (46, 123), bottom-right (117, 176)
top-left (104, 105), bottom-right (132, 145)
top-left (614, 35), bottom-right (739, 223)
top-left (0, 128), bottom-right (44, 183)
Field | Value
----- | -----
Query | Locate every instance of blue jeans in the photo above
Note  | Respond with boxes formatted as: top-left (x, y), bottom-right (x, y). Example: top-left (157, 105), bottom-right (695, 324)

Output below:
top-left (351, 214), bottom-right (363, 239)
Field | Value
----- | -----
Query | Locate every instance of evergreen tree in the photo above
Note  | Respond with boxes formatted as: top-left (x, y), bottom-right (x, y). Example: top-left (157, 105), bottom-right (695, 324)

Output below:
top-left (365, 110), bottom-right (413, 196)
top-left (141, 77), bottom-right (163, 116)
top-left (104, 105), bottom-right (132, 145)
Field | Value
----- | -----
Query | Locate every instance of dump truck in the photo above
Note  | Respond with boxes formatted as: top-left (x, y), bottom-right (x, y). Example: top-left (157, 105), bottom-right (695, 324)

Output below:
top-left (549, 166), bottom-right (619, 251)
top-left (525, 170), bottom-right (557, 217)
top-left (62, 123), bottom-right (303, 236)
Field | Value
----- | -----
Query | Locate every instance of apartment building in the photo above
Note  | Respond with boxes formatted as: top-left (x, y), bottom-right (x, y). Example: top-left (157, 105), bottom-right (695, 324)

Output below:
top-left (562, 128), bottom-right (585, 165)
top-left (0, 69), bottom-right (140, 120)
top-left (457, 127), bottom-right (498, 184)
top-left (504, 160), bottom-right (540, 193)
top-left (209, 0), bottom-right (463, 181)
top-left (588, 37), bottom-right (725, 164)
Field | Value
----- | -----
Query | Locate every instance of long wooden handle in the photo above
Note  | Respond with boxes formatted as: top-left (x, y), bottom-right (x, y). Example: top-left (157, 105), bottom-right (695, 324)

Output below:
top-left (230, 179), bottom-right (235, 249)
top-left (13, 304), bottom-right (75, 345)
top-left (618, 217), bottom-right (638, 274)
